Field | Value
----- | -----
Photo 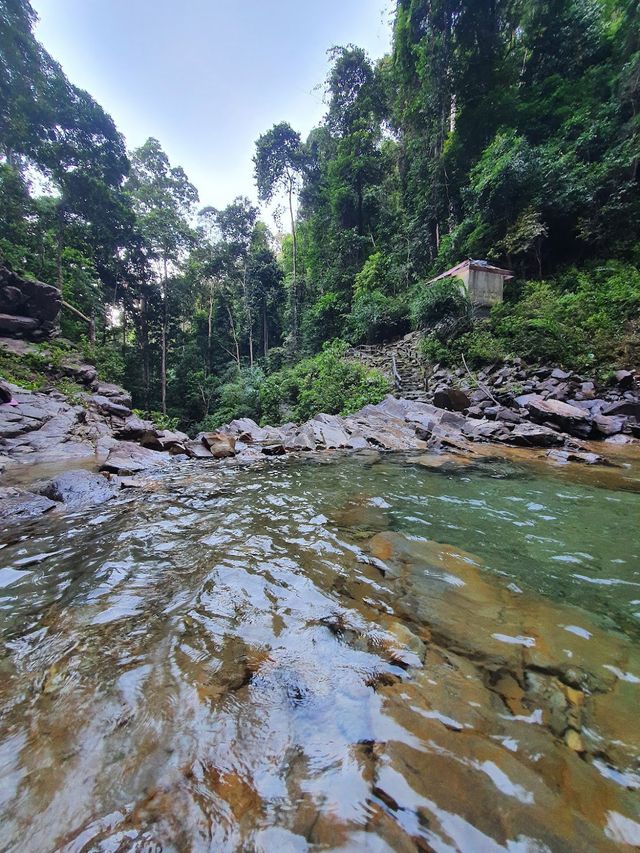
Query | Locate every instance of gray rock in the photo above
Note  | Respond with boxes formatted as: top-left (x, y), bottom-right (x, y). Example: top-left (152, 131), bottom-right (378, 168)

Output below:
top-left (602, 400), bottom-right (640, 418)
top-left (101, 441), bottom-right (170, 475)
top-left (0, 487), bottom-right (57, 523)
top-left (614, 370), bottom-right (635, 390)
top-left (0, 265), bottom-right (61, 339)
top-left (92, 382), bottom-right (132, 407)
top-left (114, 414), bottom-right (150, 440)
top-left (593, 414), bottom-right (626, 437)
top-left (60, 360), bottom-right (98, 387)
top-left (89, 394), bottom-right (131, 419)
top-left (524, 395), bottom-right (592, 438)
top-left (507, 422), bottom-right (563, 447)
top-left (39, 470), bottom-right (118, 507)
top-left (184, 439), bottom-right (213, 459)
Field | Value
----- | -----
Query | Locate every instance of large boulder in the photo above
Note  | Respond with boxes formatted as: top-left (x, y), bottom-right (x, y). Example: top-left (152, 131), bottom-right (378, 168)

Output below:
top-left (433, 388), bottom-right (470, 412)
top-left (89, 394), bottom-right (131, 419)
top-left (0, 266), bottom-right (61, 339)
top-left (101, 441), bottom-right (170, 475)
top-left (507, 422), bottom-right (564, 447)
top-left (524, 395), bottom-right (593, 438)
top-left (200, 431), bottom-right (237, 458)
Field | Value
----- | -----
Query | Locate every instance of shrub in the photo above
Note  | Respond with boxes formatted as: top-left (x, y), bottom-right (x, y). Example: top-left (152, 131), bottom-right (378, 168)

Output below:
top-left (410, 278), bottom-right (473, 333)
top-left (260, 340), bottom-right (391, 425)
top-left (348, 289), bottom-right (409, 344)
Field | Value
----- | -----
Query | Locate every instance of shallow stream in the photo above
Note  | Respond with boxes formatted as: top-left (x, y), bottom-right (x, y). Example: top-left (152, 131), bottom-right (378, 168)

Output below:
top-left (1, 450), bottom-right (639, 851)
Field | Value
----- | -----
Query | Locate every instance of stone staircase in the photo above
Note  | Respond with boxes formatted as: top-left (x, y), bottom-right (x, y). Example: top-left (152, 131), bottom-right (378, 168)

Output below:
top-left (346, 332), bottom-right (430, 403)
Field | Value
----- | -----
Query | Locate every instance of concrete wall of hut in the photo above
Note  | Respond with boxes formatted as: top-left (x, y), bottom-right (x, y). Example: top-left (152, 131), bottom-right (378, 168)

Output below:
top-left (460, 269), bottom-right (504, 307)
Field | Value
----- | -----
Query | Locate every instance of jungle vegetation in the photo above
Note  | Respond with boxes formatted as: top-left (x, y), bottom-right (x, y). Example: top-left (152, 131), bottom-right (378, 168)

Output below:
top-left (1, 0), bottom-right (638, 429)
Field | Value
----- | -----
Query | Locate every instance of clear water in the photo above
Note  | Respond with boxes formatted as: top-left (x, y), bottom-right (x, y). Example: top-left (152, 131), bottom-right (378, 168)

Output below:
top-left (0, 451), bottom-right (639, 851)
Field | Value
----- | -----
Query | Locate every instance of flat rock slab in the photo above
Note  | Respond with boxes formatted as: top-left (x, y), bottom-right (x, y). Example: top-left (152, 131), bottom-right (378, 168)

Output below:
top-left (38, 470), bottom-right (119, 508)
top-left (101, 441), bottom-right (170, 475)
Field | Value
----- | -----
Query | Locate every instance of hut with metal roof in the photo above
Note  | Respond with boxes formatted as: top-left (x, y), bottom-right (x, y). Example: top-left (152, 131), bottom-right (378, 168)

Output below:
top-left (427, 259), bottom-right (513, 310)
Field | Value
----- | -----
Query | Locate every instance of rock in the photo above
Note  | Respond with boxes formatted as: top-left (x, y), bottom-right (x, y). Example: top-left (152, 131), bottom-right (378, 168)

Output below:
top-left (576, 381), bottom-right (596, 400)
top-left (92, 382), bottom-right (132, 407)
top-left (604, 433), bottom-right (635, 445)
top-left (614, 370), bottom-right (635, 390)
top-left (0, 265), bottom-right (61, 338)
top-left (310, 415), bottom-right (351, 448)
top-left (565, 729), bottom-right (586, 753)
top-left (140, 428), bottom-right (189, 452)
top-left (524, 395), bottom-right (592, 438)
top-left (89, 394), bottom-right (131, 419)
top-left (0, 313), bottom-right (39, 335)
top-left (261, 442), bottom-right (287, 456)
top-left (114, 414), bottom-right (150, 440)
top-left (507, 422), bottom-right (563, 447)
top-left (285, 427), bottom-right (317, 451)
top-left (602, 400), bottom-right (640, 418)
top-left (462, 419), bottom-right (511, 441)
top-left (101, 441), bottom-right (170, 475)
top-left (38, 470), bottom-right (119, 507)
top-left (546, 449), bottom-right (604, 466)
top-left (200, 432), bottom-right (237, 458)
top-left (184, 439), bottom-right (213, 459)
top-left (0, 487), bottom-right (57, 522)
top-left (593, 414), bottom-right (626, 437)
top-left (60, 360), bottom-right (98, 387)
top-left (432, 388), bottom-right (470, 412)
top-left (551, 368), bottom-right (572, 380)
top-left (0, 380), bottom-right (13, 403)
top-left (222, 418), bottom-right (266, 442)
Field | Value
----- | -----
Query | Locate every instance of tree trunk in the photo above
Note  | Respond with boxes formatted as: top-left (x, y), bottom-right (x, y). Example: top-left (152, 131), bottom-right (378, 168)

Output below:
top-left (140, 295), bottom-right (150, 409)
top-left (288, 178), bottom-right (298, 346)
top-left (263, 302), bottom-right (269, 358)
top-left (226, 303), bottom-right (241, 370)
top-left (207, 284), bottom-right (214, 370)
top-left (161, 256), bottom-right (168, 415)
top-left (56, 204), bottom-right (65, 293)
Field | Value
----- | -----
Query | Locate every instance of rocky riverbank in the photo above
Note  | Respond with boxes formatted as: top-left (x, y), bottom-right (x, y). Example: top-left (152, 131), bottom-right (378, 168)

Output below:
top-left (2, 357), bottom-right (639, 527)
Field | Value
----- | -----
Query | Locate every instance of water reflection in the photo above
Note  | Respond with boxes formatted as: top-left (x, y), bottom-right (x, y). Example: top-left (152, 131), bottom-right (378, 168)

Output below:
top-left (0, 452), bottom-right (639, 851)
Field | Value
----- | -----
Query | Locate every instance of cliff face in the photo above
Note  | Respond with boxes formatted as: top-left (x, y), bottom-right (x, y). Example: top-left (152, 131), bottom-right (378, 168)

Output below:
top-left (0, 266), bottom-right (61, 340)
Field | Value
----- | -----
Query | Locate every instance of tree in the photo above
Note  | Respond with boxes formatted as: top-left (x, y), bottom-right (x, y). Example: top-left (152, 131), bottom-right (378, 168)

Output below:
top-left (127, 138), bottom-right (198, 412)
top-left (253, 122), bottom-right (304, 344)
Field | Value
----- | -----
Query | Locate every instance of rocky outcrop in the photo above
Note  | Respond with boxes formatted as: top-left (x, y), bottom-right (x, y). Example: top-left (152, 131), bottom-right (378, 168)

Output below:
top-left (0, 266), bottom-right (61, 340)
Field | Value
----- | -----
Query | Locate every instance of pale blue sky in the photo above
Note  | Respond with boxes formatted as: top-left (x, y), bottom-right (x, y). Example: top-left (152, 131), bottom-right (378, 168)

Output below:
top-left (31, 1), bottom-right (393, 215)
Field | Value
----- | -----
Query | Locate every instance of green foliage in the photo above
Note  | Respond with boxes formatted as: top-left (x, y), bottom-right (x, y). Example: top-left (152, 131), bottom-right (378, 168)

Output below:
top-left (260, 340), bottom-right (390, 425)
top-left (132, 409), bottom-right (180, 431)
top-left (199, 367), bottom-right (265, 431)
top-left (419, 262), bottom-right (640, 372)
top-left (410, 278), bottom-right (472, 331)
top-left (348, 289), bottom-right (409, 344)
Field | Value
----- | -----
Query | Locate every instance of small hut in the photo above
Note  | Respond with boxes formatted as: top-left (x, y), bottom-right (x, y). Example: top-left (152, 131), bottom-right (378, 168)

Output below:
top-left (427, 259), bottom-right (513, 310)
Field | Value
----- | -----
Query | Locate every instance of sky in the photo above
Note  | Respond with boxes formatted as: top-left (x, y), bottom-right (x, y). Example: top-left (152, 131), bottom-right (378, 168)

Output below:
top-left (31, 0), bottom-right (393, 219)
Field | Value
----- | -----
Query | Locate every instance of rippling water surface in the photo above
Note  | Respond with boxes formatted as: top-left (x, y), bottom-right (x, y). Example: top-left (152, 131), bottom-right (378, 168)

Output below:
top-left (1, 450), bottom-right (639, 851)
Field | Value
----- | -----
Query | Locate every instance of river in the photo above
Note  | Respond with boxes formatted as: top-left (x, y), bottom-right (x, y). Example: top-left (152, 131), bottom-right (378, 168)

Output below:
top-left (0, 449), bottom-right (639, 851)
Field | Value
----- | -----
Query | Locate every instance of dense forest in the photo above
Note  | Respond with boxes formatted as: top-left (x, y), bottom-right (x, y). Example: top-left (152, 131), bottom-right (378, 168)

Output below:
top-left (1, 0), bottom-right (638, 431)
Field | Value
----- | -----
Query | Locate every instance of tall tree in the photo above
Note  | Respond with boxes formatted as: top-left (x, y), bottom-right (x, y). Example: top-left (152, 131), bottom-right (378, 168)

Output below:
top-left (253, 122), bottom-right (304, 344)
top-left (127, 138), bottom-right (198, 412)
